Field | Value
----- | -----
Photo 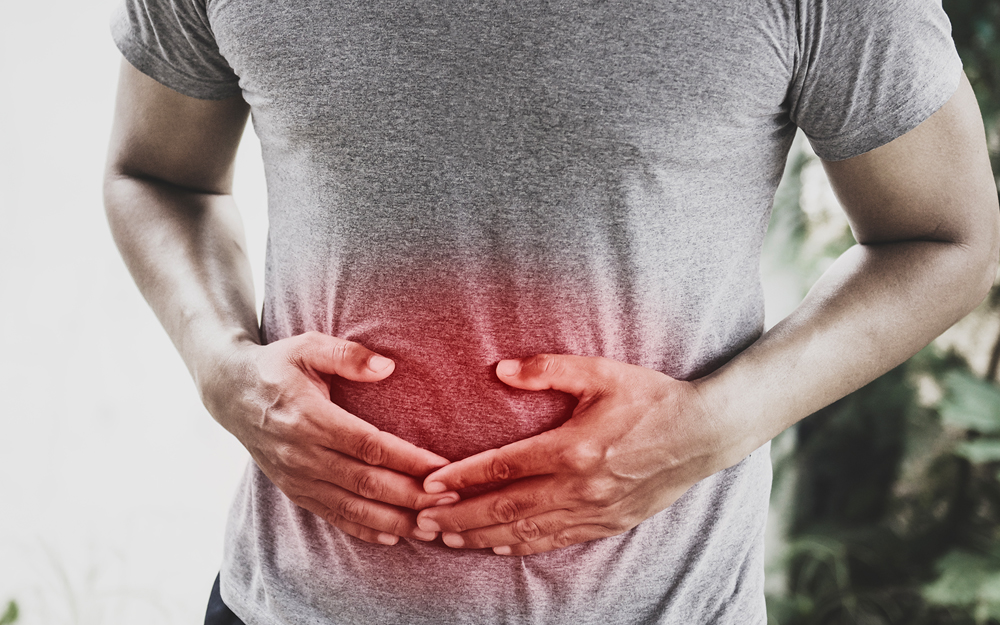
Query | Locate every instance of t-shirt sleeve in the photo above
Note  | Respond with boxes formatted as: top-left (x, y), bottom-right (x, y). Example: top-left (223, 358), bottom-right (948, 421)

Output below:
top-left (788, 0), bottom-right (962, 161)
top-left (111, 0), bottom-right (241, 100)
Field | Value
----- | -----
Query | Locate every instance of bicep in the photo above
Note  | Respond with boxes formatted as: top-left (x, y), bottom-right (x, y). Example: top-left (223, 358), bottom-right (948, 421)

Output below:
top-left (106, 58), bottom-right (250, 195)
top-left (822, 72), bottom-right (999, 251)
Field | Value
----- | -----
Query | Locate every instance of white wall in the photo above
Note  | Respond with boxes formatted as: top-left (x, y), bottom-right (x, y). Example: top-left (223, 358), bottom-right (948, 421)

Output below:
top-left (0, 3), bottom-right (268, 622)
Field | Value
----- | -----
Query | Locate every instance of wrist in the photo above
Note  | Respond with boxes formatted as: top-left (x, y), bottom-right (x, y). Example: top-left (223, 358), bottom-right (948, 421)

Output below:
top-left (688, 369), bottom-right (766, 474)
top-left (189, 326), bottom-right (261, 416)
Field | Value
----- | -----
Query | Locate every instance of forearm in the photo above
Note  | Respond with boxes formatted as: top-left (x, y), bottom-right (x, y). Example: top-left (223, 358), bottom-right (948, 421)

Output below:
top-left (104, 60), bottom-right (258, 398)
top-left (696, 72), bottom-right (1000, 470)
top-left (103, 62), bottom-right (457, 544)
top-left (104, 173), bottom-right (259, 392)
top-left (696, 236), bottom-right (998, 468)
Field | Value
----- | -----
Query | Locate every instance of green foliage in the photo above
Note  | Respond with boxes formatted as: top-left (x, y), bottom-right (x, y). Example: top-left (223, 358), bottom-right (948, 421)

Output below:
top-left (0, 601), bottom-right (18, 625)
top-left (944, 0), bottom-right (1000, 178)
top-left (955, 439), bottom-right (1000, 465)
top-left (945, 0), bottom-right (1000, 122)
top-left (766, 4), bottom-right (1000, 622)
top-left (918, 371), bottom-right (1000, 622)
top-left (941, 372), bottom-right (1000, 435)
top-left (768, 343), bottom-right (1000, 624)
top-left (924, 549), bottom-right (1000, 623)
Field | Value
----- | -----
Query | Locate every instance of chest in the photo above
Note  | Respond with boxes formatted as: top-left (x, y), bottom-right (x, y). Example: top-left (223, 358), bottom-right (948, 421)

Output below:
top-left (206, 0), bottom-right (796, 155)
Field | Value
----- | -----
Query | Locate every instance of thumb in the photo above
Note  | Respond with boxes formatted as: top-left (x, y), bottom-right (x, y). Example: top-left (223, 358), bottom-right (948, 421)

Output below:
top-left (293, 331), bottom-right (395, 382)
top-left (496, 354), bottom-right (607, 398)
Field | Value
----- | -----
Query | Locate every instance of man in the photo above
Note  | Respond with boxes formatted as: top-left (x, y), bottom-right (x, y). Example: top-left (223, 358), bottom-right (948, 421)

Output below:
top-left (105, 0), bottom-right (999, 622)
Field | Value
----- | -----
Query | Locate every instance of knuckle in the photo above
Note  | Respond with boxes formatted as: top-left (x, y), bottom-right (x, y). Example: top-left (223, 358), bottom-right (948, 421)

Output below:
top-left (485, 455), bottom-right (512, 483)
top-left (330, 339), bottom-right (352, 364)
top-left (274, 444), bottom-right (305, 472)
top-left (552, 530), bottom-right (575, 550)
top-left (560, 440), bottom-right (604, 474)
top-left (323, 510), bottom-right (347, 529)
top-left (489, 497), bottom-right (522, 524)
top-left (385, 516), bottom-right (411, 537)
top-left (531, 354), bottom-right (562, 376)
top-left (354, 431), bottom-right (388, 466)
top-left (332, 494), bottom-right (367, 523)
top-left (449, 517), bottom-right (471, 533)
top-left (350, 468), bottom-right (387, 501)
top-left (574, 477), bottom-right (619, 506)
top-left (512, 518), bottom-right (543, 543)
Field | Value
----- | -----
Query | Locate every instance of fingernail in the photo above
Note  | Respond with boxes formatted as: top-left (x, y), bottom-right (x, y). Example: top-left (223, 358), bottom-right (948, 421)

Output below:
top-left (433, 493), bottom-right (459, 506)
top-left (377, 533), bottom-right (398, 546)
top-left (368, 355), bottom-right (393, 372)
top-left (496, 360), bottom-right (520, 377)
top-left (424, 481), bottom-right (447, 494)
top-left (413, 529), bottom-right (437, 541)
top-left (493, 545), bottom-right (512, 555)
top-left (417, 517), bottom-right (441, 532)
top-left (442, 533), bottom-right (465, 548)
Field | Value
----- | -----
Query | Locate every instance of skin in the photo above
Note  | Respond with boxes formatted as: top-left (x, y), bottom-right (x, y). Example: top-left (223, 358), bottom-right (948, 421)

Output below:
top-left (105, 60), bottom-right (457, 546)
top-left (106, 58), bottom-right (1000, 555)
top-left (414, 72), bottom-right (1000, 554)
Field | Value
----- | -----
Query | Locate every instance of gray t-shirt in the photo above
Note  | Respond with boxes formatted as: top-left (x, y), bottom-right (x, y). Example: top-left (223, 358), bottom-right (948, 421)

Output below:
top-left (112, 1), bottom-right (960, 622)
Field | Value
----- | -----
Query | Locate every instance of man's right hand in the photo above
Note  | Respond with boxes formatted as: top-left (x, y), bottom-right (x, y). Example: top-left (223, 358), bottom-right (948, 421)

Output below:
top-left (104, 61), bottom-right (454, 547)
top-left (201, 331), bottom-right (458, 545)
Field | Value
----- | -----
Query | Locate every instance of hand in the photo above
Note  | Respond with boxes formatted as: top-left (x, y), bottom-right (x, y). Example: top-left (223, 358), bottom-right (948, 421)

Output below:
top-left (415, 354), bottom-right (748, 556)
top-left (201, 331), bottom-right (459, 546)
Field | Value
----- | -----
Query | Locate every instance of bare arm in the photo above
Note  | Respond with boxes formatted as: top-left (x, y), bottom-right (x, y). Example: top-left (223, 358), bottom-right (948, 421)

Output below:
top-left (105, 59), bottom-right (262, 382)
top-left (696, 71), bottom-right (1000, 457)
top-left (415, 73), bottom-right (1000, 555)
top-left (105, 60), bottom-right (456, 546)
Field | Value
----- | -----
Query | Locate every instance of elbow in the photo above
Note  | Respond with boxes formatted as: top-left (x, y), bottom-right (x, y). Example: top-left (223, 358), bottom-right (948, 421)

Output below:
top-left (102, 165), bottom-right (147, 246)
top-left (982, 216), bottom-right (1000, 303)
top-left (963, 195), bottom-right (1000, 311)
top-left (102, 165), bottom-right (130, 236)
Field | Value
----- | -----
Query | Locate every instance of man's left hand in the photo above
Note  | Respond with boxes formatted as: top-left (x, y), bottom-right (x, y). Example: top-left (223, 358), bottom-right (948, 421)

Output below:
top-left (415, 354), bottom-right (752, 556)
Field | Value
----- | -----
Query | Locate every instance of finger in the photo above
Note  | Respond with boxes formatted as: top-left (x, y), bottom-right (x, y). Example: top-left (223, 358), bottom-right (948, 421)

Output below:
top-left (297, 482), bottom-right (440, 542)
top-left (436, 509), bottom-right (573, 550)
top-left (496, 353), bottom-right (617, 398)
top-left (491, 524), bottom-right (619, 556)
top-left (292, 331), bottom-right (395, 382)
top-left (417, 475), bottom-right (559, 533)
top-left (318, 449), bottom-right (460, 510)
top-left (422, 432), bottom-right (564, 493)
top-left (315, 401), bottom-right (451, 476)
top-left (296, 495), bottom-right (401, 545)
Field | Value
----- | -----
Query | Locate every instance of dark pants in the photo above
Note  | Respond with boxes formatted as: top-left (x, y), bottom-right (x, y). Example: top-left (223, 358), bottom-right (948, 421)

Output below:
top-left (205, 574), bottom-right (247, 625)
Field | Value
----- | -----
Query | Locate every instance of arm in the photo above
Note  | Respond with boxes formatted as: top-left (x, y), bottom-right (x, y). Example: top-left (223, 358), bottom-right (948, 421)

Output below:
top-left (104, 60), bottom-right (456, 546)
top-left (415, 73), bottom-right (1000, 555)
top-left (699, 71), bottom-right (999, 452)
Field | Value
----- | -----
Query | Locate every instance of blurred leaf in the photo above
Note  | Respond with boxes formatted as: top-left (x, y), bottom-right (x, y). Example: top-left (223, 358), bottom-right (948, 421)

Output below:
top-left (956, 439), bottom-right (1000, 463)
top-left (766, 5), bottom-right (1000, 622)
top-left (0, 601), bottom-right (17, 625)
top-left (786, 535), bottom-right (852, 590)
top-left (939, 372), bottom-right (1000, 434)
top-left (981, 575), bottom-right (1000, 605)
top-left (923, 550), bottom-right (1000, 606)
top-left (975, 602), bottom-right (1000, 625)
